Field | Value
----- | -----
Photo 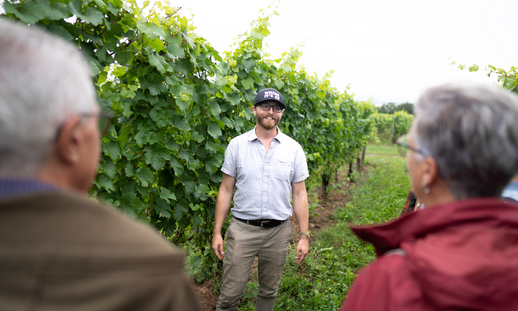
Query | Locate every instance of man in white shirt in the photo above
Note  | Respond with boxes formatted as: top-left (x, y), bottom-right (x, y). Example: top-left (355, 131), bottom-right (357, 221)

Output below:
top-left (212, 88), bottom-right (309, 311)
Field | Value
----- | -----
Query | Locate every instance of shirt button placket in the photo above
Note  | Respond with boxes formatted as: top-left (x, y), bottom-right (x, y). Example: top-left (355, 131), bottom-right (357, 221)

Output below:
top-left (262, 165), bottom-right (270, 217)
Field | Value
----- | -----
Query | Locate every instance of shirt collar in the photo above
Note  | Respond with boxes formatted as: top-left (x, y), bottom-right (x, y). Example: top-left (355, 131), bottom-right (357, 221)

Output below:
top-left (248, 126), bottom-right (284, 143)
top-left (0, 178), bottom-right (58, 199)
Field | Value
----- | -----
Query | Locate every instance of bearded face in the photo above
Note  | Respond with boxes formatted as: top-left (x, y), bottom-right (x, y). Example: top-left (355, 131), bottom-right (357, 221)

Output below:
top-left (252, 101), bottom-right (284, 130)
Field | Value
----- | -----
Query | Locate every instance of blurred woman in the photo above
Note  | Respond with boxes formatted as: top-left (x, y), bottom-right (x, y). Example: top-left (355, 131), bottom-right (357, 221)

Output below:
top-left (340, 83), bottom-right (518, 311)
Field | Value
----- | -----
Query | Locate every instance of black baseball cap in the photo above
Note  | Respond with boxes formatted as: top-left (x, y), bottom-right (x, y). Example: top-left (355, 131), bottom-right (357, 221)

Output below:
top-left (254, 88), bottom-right (285, 109)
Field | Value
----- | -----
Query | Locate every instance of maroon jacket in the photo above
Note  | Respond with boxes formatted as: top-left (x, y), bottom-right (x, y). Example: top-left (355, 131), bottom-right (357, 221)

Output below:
top-left (340, 198), bottom-right (518, 311)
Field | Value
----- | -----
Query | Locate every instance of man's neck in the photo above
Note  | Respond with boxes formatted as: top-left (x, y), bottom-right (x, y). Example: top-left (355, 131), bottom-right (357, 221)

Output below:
top-left (255, 125), bottom-right (278, 141)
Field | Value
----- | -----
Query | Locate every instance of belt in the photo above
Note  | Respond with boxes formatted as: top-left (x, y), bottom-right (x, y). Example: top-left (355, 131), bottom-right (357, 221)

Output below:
top-left (235, 217), bottom-right (287, 228)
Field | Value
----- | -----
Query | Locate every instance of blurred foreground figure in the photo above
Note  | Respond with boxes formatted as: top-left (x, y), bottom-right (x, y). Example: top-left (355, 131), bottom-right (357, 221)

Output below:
top-left (340, 82), bottom-right (518, 311)
top-left (400, 187), bottom-right (423, 216)
top-left (0, 20), bottom-right (201, 311)
top-left (502, 173), bottom-right (518, 203)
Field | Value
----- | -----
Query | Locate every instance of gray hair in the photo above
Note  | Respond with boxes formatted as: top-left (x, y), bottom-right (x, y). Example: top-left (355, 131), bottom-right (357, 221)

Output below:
top-left (412, 82), bottom-right (518, 199)
top-left (0, 20), bottom-right (97, 177)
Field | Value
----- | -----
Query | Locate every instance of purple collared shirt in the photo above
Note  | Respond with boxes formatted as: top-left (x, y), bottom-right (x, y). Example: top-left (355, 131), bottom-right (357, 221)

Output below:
top-left (222, 127), bottom-right (309, 221)
top-left (0, 179), bottom-right (57, 199)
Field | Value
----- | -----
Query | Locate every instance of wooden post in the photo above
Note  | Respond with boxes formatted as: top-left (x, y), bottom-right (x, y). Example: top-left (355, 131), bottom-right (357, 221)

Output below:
top-left (348, 162), bottom-right (353, 178)
top-left (391, 116), bottom-right (397, 143)
top-left (322, 174), bottom-right (329, 200)
top-left (360, 145), bottom-right (366, 170)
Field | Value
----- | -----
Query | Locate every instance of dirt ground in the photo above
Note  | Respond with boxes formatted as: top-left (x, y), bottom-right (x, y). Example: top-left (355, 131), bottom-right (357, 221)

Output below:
top-left (194, 168), bottom-right (357, 310)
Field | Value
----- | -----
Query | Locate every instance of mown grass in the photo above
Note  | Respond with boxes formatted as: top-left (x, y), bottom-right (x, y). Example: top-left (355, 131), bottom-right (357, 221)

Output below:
top-left (266, 153), bottom-right (410, 310)
top-left (366, 143), bottom-right (399, 156)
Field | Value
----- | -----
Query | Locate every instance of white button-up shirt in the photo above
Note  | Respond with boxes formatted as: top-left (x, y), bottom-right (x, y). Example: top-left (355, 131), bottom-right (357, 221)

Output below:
top-left (221, 127), bottom-right (309, 220)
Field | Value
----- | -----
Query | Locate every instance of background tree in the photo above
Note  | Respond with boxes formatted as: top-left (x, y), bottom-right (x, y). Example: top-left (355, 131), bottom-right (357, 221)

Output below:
top-left (376, 102), bottom-right (397, 114)
top-left (394, 102), bottom-right (414, 115)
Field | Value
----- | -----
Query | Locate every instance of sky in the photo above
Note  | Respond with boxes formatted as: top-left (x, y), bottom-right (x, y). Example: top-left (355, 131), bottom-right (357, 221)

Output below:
top-left (2, 0), bottom-right (516, 104)
top-left (176, 0), bottom-right (518, 104)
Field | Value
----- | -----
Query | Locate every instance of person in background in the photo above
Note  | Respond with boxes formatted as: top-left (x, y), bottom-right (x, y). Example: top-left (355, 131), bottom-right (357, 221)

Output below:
top-left (400, 187), bottom-right (423, 216)
top-left (340, 82), bottom-right (518, 311)
top-left (0, 20), bottom-right (201, 311)
top-left (212, 88), bottom-right (310, 311)
top-left (502, 173), bottom-right (518, 203)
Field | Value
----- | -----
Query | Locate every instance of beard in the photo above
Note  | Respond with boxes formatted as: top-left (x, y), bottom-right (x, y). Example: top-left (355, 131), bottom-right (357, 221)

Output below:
top-left (256, 114), bottom-right (279, 130)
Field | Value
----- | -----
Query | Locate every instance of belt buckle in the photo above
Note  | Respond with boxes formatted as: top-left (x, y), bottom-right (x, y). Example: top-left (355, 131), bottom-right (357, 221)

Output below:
top-left (260, 220), bottom-right (270, 229)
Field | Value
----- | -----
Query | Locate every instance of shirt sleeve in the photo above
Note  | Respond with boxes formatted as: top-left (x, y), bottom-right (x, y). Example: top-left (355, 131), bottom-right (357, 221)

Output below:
top-left (221, 139), bottom-right (237, 178)
top-left (292, 144), bottom-right (309, 183)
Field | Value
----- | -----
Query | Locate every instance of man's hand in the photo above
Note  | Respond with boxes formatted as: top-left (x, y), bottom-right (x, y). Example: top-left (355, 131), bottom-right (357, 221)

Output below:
top-left (212, 174), bottom-right (236, 261)
top-left (295, 236), bottom-right (309, 264)
top-left (212, 234), bottom-right (225, 260)
top-left (292, 180), bottom-right (309, 265)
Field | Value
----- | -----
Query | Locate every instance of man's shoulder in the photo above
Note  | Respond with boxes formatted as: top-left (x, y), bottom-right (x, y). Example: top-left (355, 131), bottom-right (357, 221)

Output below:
top-left (0, 191), bottom-right (180, 258)
top-left (278, 131), bottom-right (301, 146)
top-left (0, 192), bottom-right (202, 310)
top-left (277, 131), bottom-right (305, 154)
top-left (226, 129), bottom-right (256, 152)
top-left (229, 129), bottom-right (255, 143)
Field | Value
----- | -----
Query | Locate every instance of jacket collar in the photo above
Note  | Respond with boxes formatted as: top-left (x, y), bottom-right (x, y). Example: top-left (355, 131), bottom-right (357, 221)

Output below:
top-left (351, 198), bottom-right (518, 256)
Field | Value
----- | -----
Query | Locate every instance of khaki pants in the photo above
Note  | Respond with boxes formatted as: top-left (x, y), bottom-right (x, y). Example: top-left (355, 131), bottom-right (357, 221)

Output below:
top-left (216, 218), bottom-right (292, 311)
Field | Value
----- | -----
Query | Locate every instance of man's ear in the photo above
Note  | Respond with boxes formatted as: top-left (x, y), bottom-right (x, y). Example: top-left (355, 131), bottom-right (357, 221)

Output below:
top-left (421, 156), bottom-right (441, 187)
top-left (54, 116), bottom-right (82, 165)
top-left (252, 105), bottom-right (257, 116)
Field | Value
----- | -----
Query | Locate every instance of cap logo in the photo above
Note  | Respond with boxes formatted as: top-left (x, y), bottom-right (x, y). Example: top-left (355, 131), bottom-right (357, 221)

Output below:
top-left (264, 91), bottom-right (280, 101)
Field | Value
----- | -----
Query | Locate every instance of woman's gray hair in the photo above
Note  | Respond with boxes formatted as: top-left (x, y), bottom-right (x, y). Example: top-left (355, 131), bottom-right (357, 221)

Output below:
top-left (0, 20), bottom-right (97, 177)
top-left (412, 82), bottom-right (518, 199)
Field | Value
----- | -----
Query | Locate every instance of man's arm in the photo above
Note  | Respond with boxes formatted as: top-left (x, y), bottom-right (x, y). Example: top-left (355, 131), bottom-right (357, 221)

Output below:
top-left (292, 180), bottom-right (309, 264)
top-left (212, 173), bottom-right (236, 260)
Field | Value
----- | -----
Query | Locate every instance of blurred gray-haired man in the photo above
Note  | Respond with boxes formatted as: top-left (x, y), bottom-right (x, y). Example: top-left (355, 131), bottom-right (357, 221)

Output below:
top-left (0, 20), bottom-right (201, 311)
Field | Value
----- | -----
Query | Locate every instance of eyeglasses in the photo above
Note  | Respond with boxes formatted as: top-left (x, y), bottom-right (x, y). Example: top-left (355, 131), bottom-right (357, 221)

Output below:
top-left (257, 103), bottom-right (284, 113)
top-left (396, 135), bottom-right (427, 158)
top-left (54, 110), bottom-right (113, 140)
top-left (81, 110), bottom-right (113, 136)
top-left (396, 134), bottom-right (445, 179)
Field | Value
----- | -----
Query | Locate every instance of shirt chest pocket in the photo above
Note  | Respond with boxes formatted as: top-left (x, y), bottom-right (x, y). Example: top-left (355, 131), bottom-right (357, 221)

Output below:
top-left (273, 159), bottom-right (293, 182)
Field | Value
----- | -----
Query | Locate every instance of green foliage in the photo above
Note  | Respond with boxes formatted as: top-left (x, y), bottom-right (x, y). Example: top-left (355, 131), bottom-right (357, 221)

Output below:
top-left (185, 242), bottom-right (220, 283)
top-left (371, 110), bottom-right (413, 143)
top-left (376, 102), bottom-right (414, 115)
top-left (1, 0), bottom-right (376, 283)
top-left (376, 102), bottom-right (397, 114)
top-left (394, 102), bottom-right (414, 115)
top-left (486, 65), bottom-right (518, 94)
top-left (454, 61), bottom-right (518, 94)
